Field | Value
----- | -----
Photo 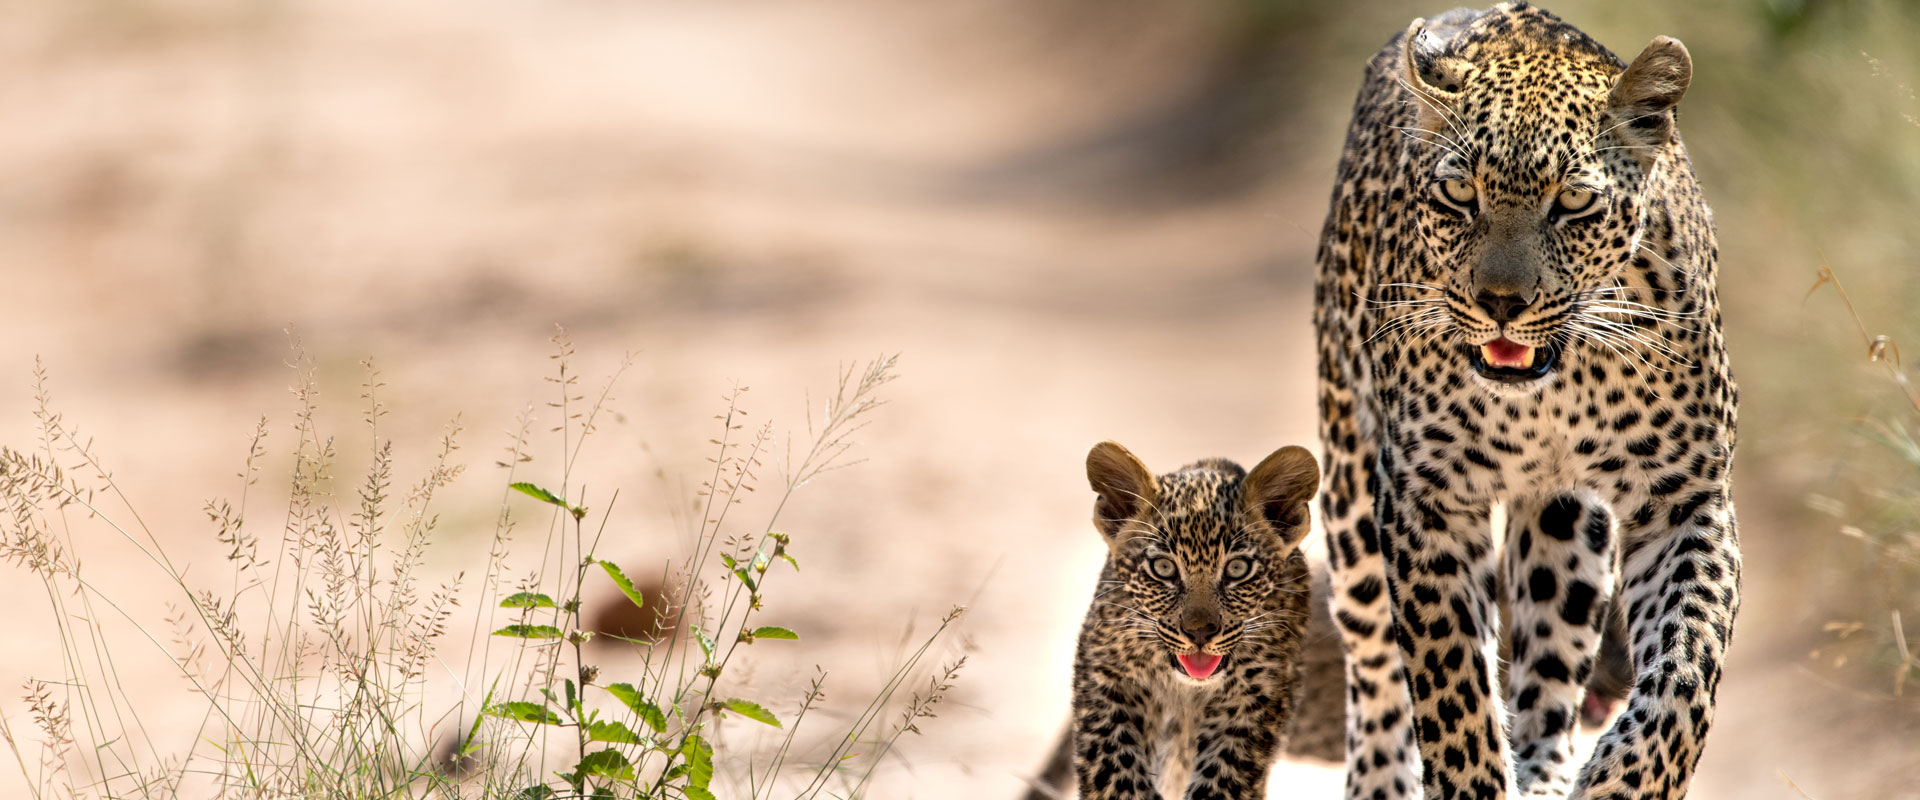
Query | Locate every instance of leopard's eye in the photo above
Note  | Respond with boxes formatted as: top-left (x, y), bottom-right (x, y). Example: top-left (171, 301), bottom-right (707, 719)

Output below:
top-left (1434, 178), bottom-right (1478, 212)
top-left (1223, 557), bottom-right (1253, 582)
top-left (1148, 556), bottom-right (1179, 581)
top-left (1553, 186), bottom-right (1597, 218)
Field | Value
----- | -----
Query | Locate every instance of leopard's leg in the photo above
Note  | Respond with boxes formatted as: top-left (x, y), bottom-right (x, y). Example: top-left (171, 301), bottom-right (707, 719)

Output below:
top-left (1376, 445), bottom-right (1509, 800)
top-left (1321, 409), bottom-right (1421, 798)
top-left (1505, 493), bottom-right (1616, 797)
top-left (1573, 501), bottom-right (1740, 799)
top-left (1071, 669), bottom-right (1159, 800)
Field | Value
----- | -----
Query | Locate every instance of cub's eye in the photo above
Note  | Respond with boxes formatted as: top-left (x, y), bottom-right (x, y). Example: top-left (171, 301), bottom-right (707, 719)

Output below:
top-left (1223, 557), bottom-right (1254, 581)
top-left (1553, 186), bottom-right (1598, 218)
top-left (1435, 177), bottom-right (1477, 208)
top-left (1148, 557), bottom-right (1179, 581)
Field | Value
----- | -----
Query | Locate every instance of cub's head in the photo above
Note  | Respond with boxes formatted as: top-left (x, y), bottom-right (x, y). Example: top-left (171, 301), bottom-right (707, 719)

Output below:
top-left (1085, 441), bottom-right (1319, 682)
top-left (1391, 4), bottom-right (1698, 391)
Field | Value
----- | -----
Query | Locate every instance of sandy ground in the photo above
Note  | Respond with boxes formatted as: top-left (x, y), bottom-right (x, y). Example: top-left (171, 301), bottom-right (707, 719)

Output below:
top-left (1, 1), bottom-right (1915, 798)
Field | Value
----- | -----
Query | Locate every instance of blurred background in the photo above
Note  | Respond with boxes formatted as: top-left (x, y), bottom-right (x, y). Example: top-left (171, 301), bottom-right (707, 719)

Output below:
top-left (0, 0), bottom-right (1916, 796)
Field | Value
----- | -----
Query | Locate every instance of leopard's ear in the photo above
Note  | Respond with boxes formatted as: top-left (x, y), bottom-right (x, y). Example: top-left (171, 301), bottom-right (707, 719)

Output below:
top-left (1401, 18), bottom-right (1468, 135)
top-left (1607, 36), bottom-right (1692, 150)
top-left (1087, 441), bottom-right (1156, 546)
top-left (1242, 446), bottom-right (1320, 549)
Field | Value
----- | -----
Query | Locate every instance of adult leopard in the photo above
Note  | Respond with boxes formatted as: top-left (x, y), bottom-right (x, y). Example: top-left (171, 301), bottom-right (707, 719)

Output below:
top-left (1314, 4), bottom-right (1738, 799)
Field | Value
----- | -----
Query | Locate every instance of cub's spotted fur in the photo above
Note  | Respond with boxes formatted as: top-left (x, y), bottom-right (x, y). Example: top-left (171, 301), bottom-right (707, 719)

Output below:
top-left (1022, 558), bottom-right (1631, 799)
top-left (1069, 442), bottom-right (1319, 799)
top-left (1316, 4), bottom-right (1740, 799)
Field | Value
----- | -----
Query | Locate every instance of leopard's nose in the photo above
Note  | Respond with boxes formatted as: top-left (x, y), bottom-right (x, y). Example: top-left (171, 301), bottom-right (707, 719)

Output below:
top-left (1475, 288), bottom-right (1535, 324)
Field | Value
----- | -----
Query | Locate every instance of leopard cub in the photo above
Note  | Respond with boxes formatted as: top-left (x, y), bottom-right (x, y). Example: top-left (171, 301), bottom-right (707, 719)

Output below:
top-left (1071, 441), bottom-right (1319, 800)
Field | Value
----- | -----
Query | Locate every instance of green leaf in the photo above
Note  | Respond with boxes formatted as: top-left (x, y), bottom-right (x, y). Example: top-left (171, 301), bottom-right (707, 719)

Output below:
top-left (723, 698), bottom-right (781, 728)
top-left (750, 626), bottom-right (799, 641)
top-left (500, 592), bottom-right (556, 609)
top-left (587, 720), bottom-right (644, 745)
top-left (694, 628), bottom-right (717, 664)
top-left (509, 481), bottom-right (568, 507)
top-left (681, 734), bottom-right (714, 789)
top-left (684, 788), bottom-right (716, 800)
top-left (577, 749), bottom-right (635, 781)
top-left (486, 701), bottom-right (563, 726)
top-left (732, 567), bottom-right (758, 591)
top-left (602, 683), bottom-right (667, 733)
top-left (492, 624), bottom-right (564, 640)
top-left (509, 481), bottom-right (586, 521)
top-left (598, 561), bottom-right (647, 610)
top-left (515, 785), bottom-right (555, 800)
top-left (461, 685), bottom-right (496, 756)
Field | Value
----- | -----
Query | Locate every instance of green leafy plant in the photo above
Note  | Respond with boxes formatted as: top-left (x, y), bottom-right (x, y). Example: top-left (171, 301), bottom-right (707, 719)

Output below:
top-left (0, 335), bottom-right (963, 799)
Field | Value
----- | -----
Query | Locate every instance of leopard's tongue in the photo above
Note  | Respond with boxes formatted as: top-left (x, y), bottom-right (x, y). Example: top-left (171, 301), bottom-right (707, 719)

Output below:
top-left (1483, 337), bottom-right (1534, 368)
top-left (1176, 653), bottom-right (1222, 679)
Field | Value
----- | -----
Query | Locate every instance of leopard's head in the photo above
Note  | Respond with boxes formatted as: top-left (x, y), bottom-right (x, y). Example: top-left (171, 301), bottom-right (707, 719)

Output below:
top-left (1392, 4), bottom-right (1695, 392)
top-left (1085, 441), bottom-right (1318, 682)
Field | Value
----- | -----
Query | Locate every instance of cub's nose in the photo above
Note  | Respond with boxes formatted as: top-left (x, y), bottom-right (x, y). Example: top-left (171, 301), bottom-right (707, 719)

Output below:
top-left (1180, 619), bottom-right (1222, 645)
top-left (1475, 289), bottom-right (1536, 324)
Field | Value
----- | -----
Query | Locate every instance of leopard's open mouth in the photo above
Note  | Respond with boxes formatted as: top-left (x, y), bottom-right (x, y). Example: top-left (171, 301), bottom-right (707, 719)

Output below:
top-left (1467, 337), bottom-right (1558, 383)
top-left (1170, 651), bottom-right (1226, 680)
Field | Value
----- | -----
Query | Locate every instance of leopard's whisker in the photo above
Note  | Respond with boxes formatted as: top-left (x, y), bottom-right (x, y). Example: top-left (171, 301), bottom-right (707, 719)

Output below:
top-left (1568, 321), bottom-right (1672, 374)
top-left (1571, 313), bottom-right (1690, 365)
top-left (1632, 241), bottom-right (1698, 283)
top-left (1394, 126), bottom-right (1470, 163)
top-left (1394, 76), bottom-right (1472, 146)
top-left (1368, 308), bottom-right (1451, 345)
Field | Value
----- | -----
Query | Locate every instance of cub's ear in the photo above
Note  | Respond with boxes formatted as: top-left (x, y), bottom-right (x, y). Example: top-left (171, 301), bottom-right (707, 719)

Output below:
top-left (1608, 36), bottom-right (1692, 150)
top-left (1086, 441), bottom-right (1156, 545)
top-left (1400, 18), bottom-right (1469, 134)
top-left (1242, 445), bottom-right (1320, 549)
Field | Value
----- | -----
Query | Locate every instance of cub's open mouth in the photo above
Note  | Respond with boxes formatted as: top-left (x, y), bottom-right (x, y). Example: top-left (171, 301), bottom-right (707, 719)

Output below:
top-left (1173, 652), bottom-right (1224, 680)
top-left (1468, 337), bottom-right (1558, 383)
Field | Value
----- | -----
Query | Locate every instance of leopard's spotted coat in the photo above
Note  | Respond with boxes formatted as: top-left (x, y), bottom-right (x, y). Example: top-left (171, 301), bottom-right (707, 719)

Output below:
top-left (1315, 4), bottom-right (1740, 799)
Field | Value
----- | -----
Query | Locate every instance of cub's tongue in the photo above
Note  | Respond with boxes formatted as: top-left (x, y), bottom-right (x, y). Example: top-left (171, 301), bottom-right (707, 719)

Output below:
top-left (1176, 653), bottom-right (1222, 679)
